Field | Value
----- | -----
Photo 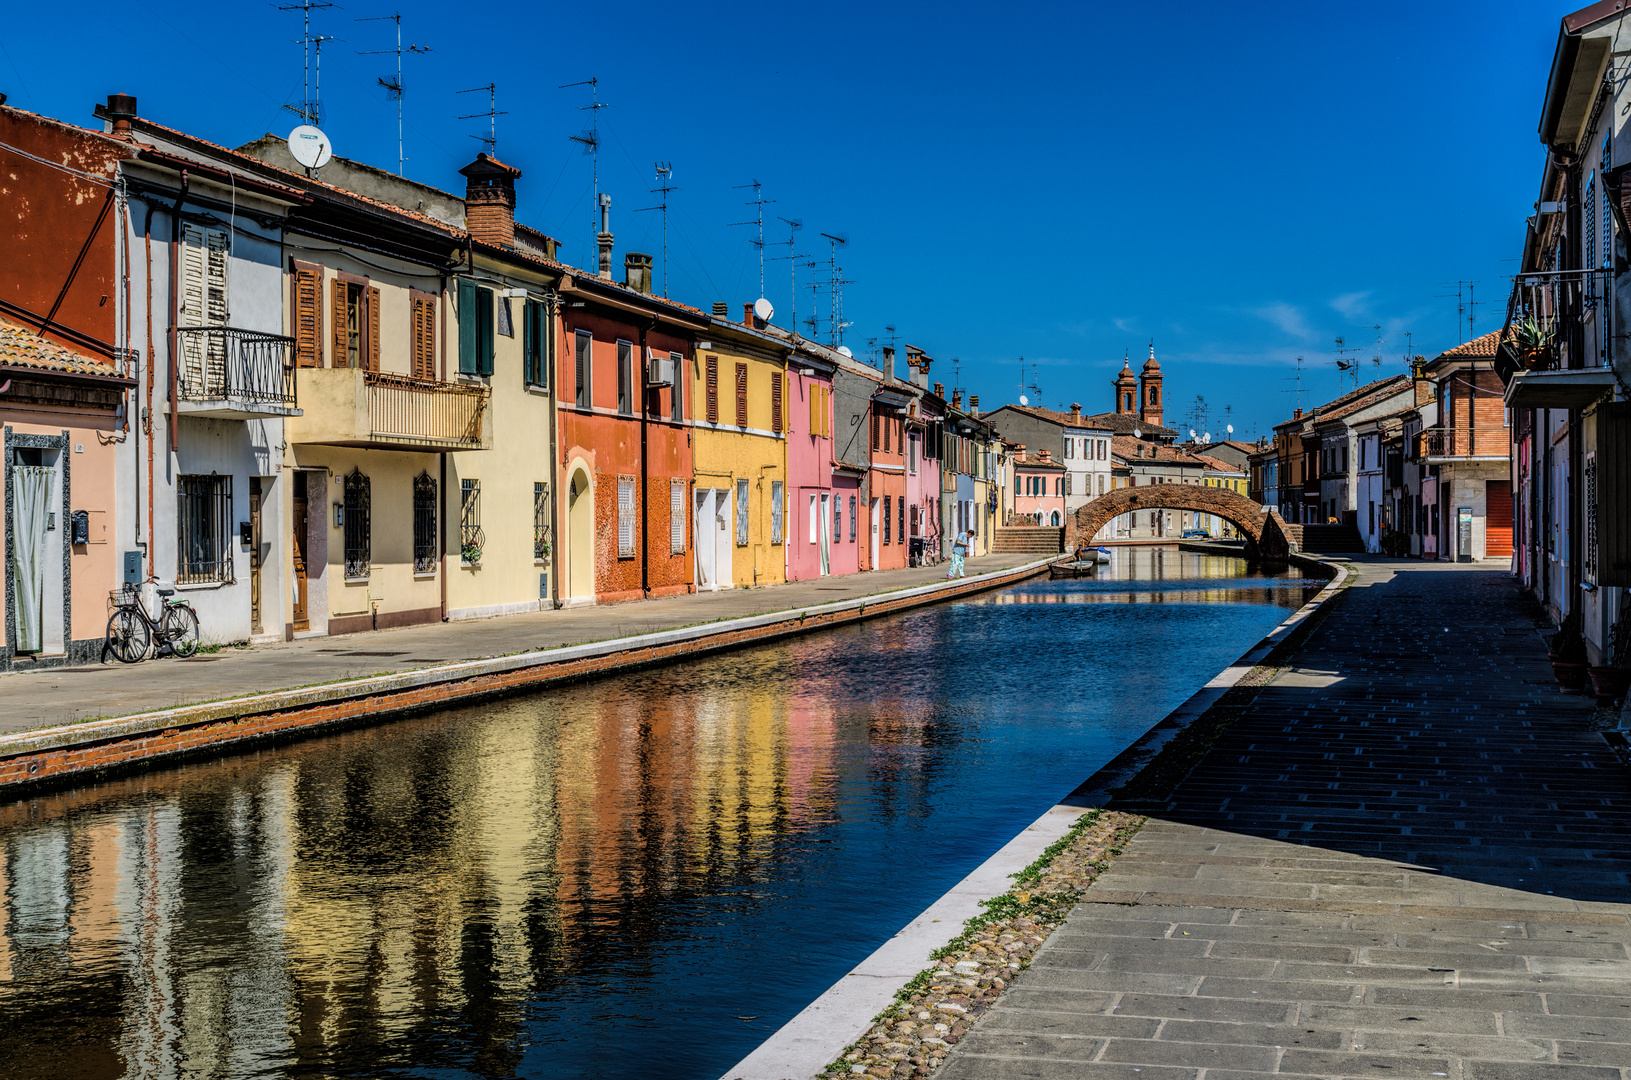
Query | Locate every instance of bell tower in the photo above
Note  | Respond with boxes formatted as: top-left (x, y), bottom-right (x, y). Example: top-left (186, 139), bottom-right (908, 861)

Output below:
top-left (1112, 353), bottom-right (1137, 415)
top-left (1139, 343), bottom-right (1163, 429)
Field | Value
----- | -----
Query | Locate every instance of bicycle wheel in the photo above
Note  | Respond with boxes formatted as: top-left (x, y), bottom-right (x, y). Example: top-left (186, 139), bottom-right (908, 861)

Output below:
top-left (161, 604), bottom-right (200, 658)
top-left (106, 608), bottom-right (151, 664)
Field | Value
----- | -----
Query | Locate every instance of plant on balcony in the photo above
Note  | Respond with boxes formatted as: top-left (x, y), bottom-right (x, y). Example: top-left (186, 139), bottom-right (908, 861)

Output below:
top-left (1550, 608), bottom-right (1589, 691)
top-left (1588, 608), bottom-right (1631, 705)
top-left (1512, 315), bottom-right (1553, 370)
top-left (535, 538), bottom-right (552, 561)
top-left (461, 541), bottom-right (483, 565)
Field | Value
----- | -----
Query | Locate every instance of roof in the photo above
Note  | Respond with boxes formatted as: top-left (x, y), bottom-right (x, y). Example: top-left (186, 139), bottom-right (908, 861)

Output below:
top-left (1015, 457), bottom-right (1066, 472)
top-left (1275, 374), bottom-right (1412, 431)
top-left (987, 402), bottom-right (1111, 431)
top-left (1429, 330), bottom-right (1501, 363)
top-left (1111, 435), bottom-right (1216, 467)
top-left (1080, 410), bottom-right (1178, 439)
top-left (1189, 453), bottom-right (1245, 475)
top-left (0, 317), bottom-right (130, 379)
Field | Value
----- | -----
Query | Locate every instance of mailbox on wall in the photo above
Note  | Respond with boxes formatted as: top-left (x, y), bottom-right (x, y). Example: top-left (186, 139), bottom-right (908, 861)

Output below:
top-left (70, 510), bottom-right (89, 545)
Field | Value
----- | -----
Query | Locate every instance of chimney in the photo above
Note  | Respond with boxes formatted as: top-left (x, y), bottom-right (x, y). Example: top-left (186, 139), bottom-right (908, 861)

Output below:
top-left (1038, 448), bottom-right (1052, 463)
top-left (713, 301), bottom-right (729, 317)
top-left (882, 345), bottom-right (895, 380)
top-left (1293, 407), bottom-right (1303, 420)
top-left (105, 93), bottom-right (137, 136)
top-left (539, 236), bottom-right (560, 261)
top-left (460, 153), bottom-right (523, 249)
top-left (596, 193), bottom-right (613, 279)
top-left (969, 395), bottom-right (979, 417)
top-left (624, 252), bottom-right (653, 295)
top-left (743, 302), bottom-right (755, 326)
top-left (1016, 444), bottom-right (1027, 463)
top-left (933, 382), bottom-right (944, 399)
top-left (952, 389), bottom-right (963, 410)
top-left (1070, 402), bottom-right (1082, 422)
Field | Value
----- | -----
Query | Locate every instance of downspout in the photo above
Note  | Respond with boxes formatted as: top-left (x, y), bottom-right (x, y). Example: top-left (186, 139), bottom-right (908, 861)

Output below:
top-left (143, 200), bottom-right (159, 564)
top-left (440, 451), bottom-right (448, 621)
top-left (166, 170), bottom-right (189, 453)
top-left (639, 315), bottom-right (656, 598)
top-left (548, 290), bottom-right (563, 608)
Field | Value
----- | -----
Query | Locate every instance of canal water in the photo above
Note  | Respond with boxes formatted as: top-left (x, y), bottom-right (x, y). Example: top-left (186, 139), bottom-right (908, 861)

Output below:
top-left (0, 549), bottom-right (1311, 1080)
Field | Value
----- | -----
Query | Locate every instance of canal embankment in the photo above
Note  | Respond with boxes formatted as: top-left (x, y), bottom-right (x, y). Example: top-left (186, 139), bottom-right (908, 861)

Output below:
top-left (0, 554), bottom-right (1049, 795)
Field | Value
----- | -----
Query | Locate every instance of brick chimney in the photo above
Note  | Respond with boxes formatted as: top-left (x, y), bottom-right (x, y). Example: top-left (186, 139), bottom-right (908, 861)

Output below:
top-left (624, 253), bottom-right (653, 295)
top-left (743, 302), bottom-right (755, 326)
top-left (713, 301), bottom-right (729, 317)
top-left (1038, 448), bottom-right (1053, 463)
top-left (1293, 407), bottom-right (1303, 420)
top-left (596, 194), bottom-right (613, 279)
top-left (104, 93), bottom-right (137, 136)
top-left (952, 389), bottom-right (963, 410)
top-left (1015, 444), bottom-right (1027, 463)
top-left (1070, 402), bottom-right (1082, 422)
top-left (933, 382), bottom-right (944, 399)
top-left (460, 154), bottom-right (523, 249)
top-left (882, 345), bottom-right (895, 380)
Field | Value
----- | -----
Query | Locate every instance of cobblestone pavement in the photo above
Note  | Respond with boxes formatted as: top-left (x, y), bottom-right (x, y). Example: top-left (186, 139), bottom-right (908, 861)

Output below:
top-left (0, 555), bottom-right (1031, 735)
top-left (939, 559), bottom-right (1631, 1080)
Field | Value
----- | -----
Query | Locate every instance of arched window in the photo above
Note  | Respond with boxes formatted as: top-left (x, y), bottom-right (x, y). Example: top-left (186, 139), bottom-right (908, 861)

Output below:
top-left (413, 472), bottom-right (437, 573)
top-left (344, 468), bottom-right (371, 579)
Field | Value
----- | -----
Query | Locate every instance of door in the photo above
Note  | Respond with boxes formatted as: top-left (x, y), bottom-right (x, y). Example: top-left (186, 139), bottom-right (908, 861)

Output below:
top-left (869, 497), bottom-right (880, 569)
top-left (10, 465), bottom-right (52, 653)
top-left (291, 472), bottom-right (309, 631)
top-left (819, 493), bottom-right (831, 576)
top-left (1486, 479), bottom-right (1513, 558)
top-left (249, 477), bottom-right (263, 633)
top-left (715, 488), bottom-right (733, 587)
top-left (695, 489), bottom-right (715, 590)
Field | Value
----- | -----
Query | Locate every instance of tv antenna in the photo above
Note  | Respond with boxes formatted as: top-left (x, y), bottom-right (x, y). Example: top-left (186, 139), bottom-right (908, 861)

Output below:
top-left (1186, 395), bottom-right (1208, 437)
top-left (1436, 280), bottom-right (1478, 342)
top-left (634, 162), bottom-right (677, 297)
top-left (357, 13), bottom-right (430, 175)
top-left (277, 0), bottom-right (336, 127)
top-left (561, 77), bottom-right (610, 262)
top-left (766, 217), bottom-right (802, 333)
top-left (820, 232), bottom-right (850, 347)
top-left (802, 259), bottom-right (823, 341)
top-left (1333, 335), bottom-right (1363, 392)
top-left (456, 83), bottom-right (505, 155)
top-left (1282, 356), bottom-right (1306, 411)
top-left (729, 180), bottom-right (776, 300)
top-left (1017, 357), bottom-right (1042, 404)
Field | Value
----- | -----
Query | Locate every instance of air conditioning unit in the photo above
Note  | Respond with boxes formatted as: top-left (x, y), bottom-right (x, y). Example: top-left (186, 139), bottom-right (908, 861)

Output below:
top-left (647, 355), bottom-right (675, 387)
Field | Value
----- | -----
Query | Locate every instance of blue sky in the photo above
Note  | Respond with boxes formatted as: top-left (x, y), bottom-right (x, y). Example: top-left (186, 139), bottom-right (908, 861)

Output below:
top-left (1, 1), bottom-right (1567, 438)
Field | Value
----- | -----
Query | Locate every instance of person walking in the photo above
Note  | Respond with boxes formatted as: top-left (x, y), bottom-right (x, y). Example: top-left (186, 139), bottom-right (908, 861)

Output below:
top-left (947, 529), bottom-right (970, 579)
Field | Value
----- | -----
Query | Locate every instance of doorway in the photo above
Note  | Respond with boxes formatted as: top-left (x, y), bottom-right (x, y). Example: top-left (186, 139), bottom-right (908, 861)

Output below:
top-left (818, 493), bottom-right (831, 576)
top-left (1486, 479), bottom-right (1513, 558)
top-left (7, 443), bottom-right (63, 656)
top-left (869, 497), bottom-right (880, 569)
top-left (693, 488), bottom-right (732, 591)
top-left (291, 472), bottom-right (309, 631)
top-left (249, 477), bottom-right (263, 634)
top-left (567, 467), bottom-right (594, 602)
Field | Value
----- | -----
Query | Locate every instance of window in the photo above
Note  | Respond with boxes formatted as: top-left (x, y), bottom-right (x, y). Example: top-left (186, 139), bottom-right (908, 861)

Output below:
top-left (1064, 474), bottom-right (1072, 496)
top-left (344, 469), bottom-right (370, 579)
top-left (909, 504), bottom-right (919, 537)
top-left (908, 433), bottom-right (918, 475)
top-left (1064, 439), bottom-right (1073, 459)
top-left (670, 353), bottom-right (684, 422)
top-left (771, 371), bottom-right (783, 434)
top-left (293, 261), bottom-right (321, 368)
top-left (706, 356), bottom-right (719, 423)
top-left (849, 495), bottom-right (857, 541)
top-left (883, 495), bottom-right (892, 544)
top-left (735, 363), bottom-right (748, 427)
top-left (411, 291), bottom-right (437, 379)
top-left (771, 481), bottom-right (784, 544)
top-left (458, 280), bottom-right (494, 376)
top-left (617, 340), bottom-right (634, 415)
top-left (496, 295), bottom-right (513, 337)
top-left (177, 473), bottom-right (233, 584)
top-left (736, 478), bottom-right (750, 545)
top-left (1098, 474), bottom-right (1106, 495)
top-left (810, 493), bottom-right (820, 543)
top-left (414, 472), bottom-right (438, 573)
top-left (669, 478), bottom-right (686, 555)
top-left (535, 481), bottom-right (551, 561)
top-left (617, 477), bottom-right (637, 557)
top-left (574, 331), bottom-right (593, 407)
top-left (523, 299), bottom-right (547, 387)
top-left (833, 495), bottom-right (842, 543)
top-left (460, 479), bottom-right (483, 564)
top-left (179, 224), bottom-right (229, 387)
top-left (898, 496), bottom-right (905, 543)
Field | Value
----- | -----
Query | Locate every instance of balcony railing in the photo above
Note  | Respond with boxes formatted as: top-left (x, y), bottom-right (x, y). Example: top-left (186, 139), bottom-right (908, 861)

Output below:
top-left (366, 371), bottom-right (488, 449)
top-left (175, 327), bottom-right (296, 408)
top-left (1502, 268), bottom-right (1613, 373)
top-left (1418, 426), bottom-right (1509, 459)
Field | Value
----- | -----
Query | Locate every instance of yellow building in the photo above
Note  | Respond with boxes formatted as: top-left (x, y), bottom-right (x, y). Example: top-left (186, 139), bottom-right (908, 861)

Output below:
top-left (690, 313), bottom-right (788, 590)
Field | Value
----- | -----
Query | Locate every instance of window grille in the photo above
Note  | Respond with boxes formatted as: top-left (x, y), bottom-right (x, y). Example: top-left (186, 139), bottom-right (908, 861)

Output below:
top-left (575, 331), bottom-right (593, 407)
top-left (344, 469), bottom-right (371, 579)
top-left (460, 479), bottom-right (484, 564)
top-left (618, 478), bottom-right (637, 557)
top-left (883, 495), bottom-right (892, 544)
top-left (535, 481), bottom-right (551, 561)
top-left (1586, 455), bottom-right (1599, 581)
top-left (177, 473), bottom-right (234, 584)
top-left (898, 496), bottom-right (905, 543)
top-left (771, 481), bottom-right (784, 544)
top-left (670, 479), bottom-right (686, 554)
top-left (413, 471), bottom-right (438, 573)
top-left (736, 479), bottom-right (750, 545)
top-left (909, 505), bottom-right (919, 537)
top-left (617, 340), bottom-right (634, 415)
top-left (833, 495), bottom-right (843, 544)
top-left (849, 495), bottom-right (857, 541)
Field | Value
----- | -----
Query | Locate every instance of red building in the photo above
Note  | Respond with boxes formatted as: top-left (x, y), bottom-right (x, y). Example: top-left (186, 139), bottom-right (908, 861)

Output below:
top-left (868, 374), bottom-right (913, 571)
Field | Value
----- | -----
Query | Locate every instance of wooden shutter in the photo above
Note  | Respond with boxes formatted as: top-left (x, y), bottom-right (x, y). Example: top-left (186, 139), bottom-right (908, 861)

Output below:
top-left (477, 287), bottom-right (495, 376)
top-left (1598, 402), bottom-right (1631, 586)
top-left (706, 356), bottom-right (719, 423)
top-left (735, 363), bottom-right (748, 427)
top-left (332, 279), bottom-right (348, 367)
top-left (366, 285), bottom-right (380, 372)
top-left (809, 385), bottom-right (819, 436)
top-left (771, 371), bottom-right (783, 433)
top-left (871, 411), bottom-right (879, 451)
top-left (618, 478), bottom-right (636, 557)
top-left (294, 265), bottom-right (321, 368)
top-left (457, 279), bottom-right (478, 374)
top-left (670, 478), bottom-right (686, 554)
top-left (575, 332), bottom-right (591, 406)
top-left (411, 294), bottom-right (436, 379)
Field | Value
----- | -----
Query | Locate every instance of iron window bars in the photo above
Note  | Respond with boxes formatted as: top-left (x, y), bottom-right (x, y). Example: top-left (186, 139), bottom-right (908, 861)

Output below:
top-left (535, 482), bottom-right (551, 561)
top-left (413, 471), bottom-right (438, 574)
top-left (177, 473), bottom-right (234, 584)
top-left (461, 479), bottom-right (484, 564)
top-left (344, 468), bottom-right (371, 579)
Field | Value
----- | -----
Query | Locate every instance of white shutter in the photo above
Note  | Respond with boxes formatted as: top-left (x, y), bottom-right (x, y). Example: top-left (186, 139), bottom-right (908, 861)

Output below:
top-left (771, 481), bottom-right (784, 544)
top-left (618, 479), bottom-right (636, 557)
top-left (670, 479), bottom-right (685, 554)
top-left (736, 479), bottom-right (749, 545)
top-left (809, 494), bottom-right (819, 544)
top-left (179, 225), bottom-right (228, 394)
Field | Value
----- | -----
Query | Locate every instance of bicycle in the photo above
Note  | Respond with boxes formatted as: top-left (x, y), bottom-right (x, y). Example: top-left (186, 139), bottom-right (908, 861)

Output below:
top-left (106, 580), bottom-right (200, 663)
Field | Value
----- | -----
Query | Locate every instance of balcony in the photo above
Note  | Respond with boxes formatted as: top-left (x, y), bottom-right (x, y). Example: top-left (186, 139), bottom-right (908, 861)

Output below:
top-left (1498, 269), bottom-right (1617, 412)
top-left (286, 367), bottom-right (492, 452)
top-left (175, 327), bottom-right (300, 418)
top-left (1417, 426), bottom-right (1509, 462)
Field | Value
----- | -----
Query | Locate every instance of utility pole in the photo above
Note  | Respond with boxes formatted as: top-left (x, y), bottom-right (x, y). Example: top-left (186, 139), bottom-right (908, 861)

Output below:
top-left (730, 180), bottom-right (775, 299)
top-left (561, 78), bottom-right (610, 266)
top-left (634, 162), bottom-right (677, 297)
top-left (277, 0), bottom-right (336, 126)
top-left (357, 12), bottom-right (430, 175)
top-left (456, 84), bottom-right (505, 155)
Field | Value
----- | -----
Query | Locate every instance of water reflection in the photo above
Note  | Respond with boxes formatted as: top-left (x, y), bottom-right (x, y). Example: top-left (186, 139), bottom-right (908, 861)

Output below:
top-left (0, 550), bottom-right (1309, 1080)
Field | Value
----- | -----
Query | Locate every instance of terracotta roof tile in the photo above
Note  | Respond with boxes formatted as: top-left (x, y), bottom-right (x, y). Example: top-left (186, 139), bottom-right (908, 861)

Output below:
top-left (1433, 329), bottom-right (1501, 360)
top-left (0, 317), bottom-right (122, 377)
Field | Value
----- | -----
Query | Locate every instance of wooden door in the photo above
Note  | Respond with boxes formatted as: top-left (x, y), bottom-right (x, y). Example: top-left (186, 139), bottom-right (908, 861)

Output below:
top-left (249, 477), bottom-right (262, 633)
top-left (1485, 479), bottom-right (1513, 558)
top-left (291, 472), bottom-right (309, 631)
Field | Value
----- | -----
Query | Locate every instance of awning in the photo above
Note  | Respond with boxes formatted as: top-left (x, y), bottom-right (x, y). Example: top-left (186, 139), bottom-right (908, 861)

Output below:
top-left (1503, 368), bottom-right (1618, 409)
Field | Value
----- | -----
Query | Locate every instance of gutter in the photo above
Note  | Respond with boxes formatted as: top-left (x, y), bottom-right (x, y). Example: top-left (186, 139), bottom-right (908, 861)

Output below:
top-left (167, 170), bottom-right (188, 452)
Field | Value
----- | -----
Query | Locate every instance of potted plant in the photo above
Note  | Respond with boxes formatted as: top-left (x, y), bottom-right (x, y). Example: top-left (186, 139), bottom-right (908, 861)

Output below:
top-left (535, 537), bottom-right (551, 562)
top-left (1513, 315), bottom-right (1553, 370)
top-left (1550, 609), bottom-right (1589, 692)
top-left (1588, 609), bottom-right (1631, 705)
top-left (461, 541), bottom-right (483, 565)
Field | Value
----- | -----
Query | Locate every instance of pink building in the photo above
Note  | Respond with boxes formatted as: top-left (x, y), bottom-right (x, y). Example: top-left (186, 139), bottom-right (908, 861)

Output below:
top-left (905, 390), bottom-right (943, 565)
top-left (1013, 448), bottom-right (1067, 526)
top-left (786, 350), bottom-right (837, 581)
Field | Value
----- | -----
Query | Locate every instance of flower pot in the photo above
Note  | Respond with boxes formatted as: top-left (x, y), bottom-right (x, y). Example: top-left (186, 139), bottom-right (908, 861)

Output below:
top-left (1587, 666), bottom-right (1631, 705)
top-left (1553, 660), bottom-right (1590, 692)
top-left (1520, 347), bottom-right (1552, 371)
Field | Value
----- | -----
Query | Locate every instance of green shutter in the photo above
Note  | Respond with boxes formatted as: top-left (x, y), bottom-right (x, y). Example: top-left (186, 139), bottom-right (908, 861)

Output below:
top-left (476, 287), bottom-right (495, 376)
top-left (522, 299), bottom-right (535, 384)
top-left (457, 279), bottom-right (478, 375)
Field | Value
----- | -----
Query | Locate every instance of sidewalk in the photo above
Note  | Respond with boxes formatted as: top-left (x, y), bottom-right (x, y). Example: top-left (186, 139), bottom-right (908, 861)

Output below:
top-left (938, 558), bottom-right (1631, 1080)
top-left (0, 556), bottom-right (1033, 735)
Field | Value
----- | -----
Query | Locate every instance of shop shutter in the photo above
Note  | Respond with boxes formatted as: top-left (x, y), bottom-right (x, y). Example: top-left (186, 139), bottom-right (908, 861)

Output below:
top-left (771, 371), bottom-right (783, 433)
top-left (618, 478), bottom-right (636, 557)
top-left (366, 285), bottom-right (381, 372)
top-left (735, 363), bottom-right (748, 427)
top-left (1485, 479), bottom-right (1513, 558)
top-left (294, 265), bottom-right (321, 367)
top-left (670, 478), bottom-right (686, 554)
top-left (1599, 402), bottom-right (1631, 586)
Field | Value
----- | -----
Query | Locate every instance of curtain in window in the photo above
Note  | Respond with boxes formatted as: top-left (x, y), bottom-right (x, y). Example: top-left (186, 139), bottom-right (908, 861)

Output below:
top-left (10, 466), bottom-right (51, 653)
top-left (736, 479), bottom-right (749, 545)
top-left (770, 481), bottom-right (784, 545)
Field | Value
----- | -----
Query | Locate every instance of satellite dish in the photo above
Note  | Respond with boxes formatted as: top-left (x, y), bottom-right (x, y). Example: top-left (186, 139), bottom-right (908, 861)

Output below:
top-left (1203, 431), bottom-right (1211, 442)
top-left (287, 125), bottom-right (332, 169)
top-left (1226, 424), bottom-right (1234, 434)
top-left (837, 345), bottom-right (853, 358)
top-left (1019, 394), bottom-right (1029, 406)
top-left (1132, 427), bottom-right (1142, 439)
top-left (1189, 429), bottom-right (1197, 439)
top-left (753, 297), bottom-right (774, 323)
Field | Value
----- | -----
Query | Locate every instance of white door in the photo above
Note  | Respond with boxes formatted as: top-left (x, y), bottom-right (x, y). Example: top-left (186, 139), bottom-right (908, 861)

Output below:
top-left (819, 493), bottom-right (831, 576)
top-left (714, 487), bottom-right (733, 588)
top-left (694, 489), bottom-right (715, 590)
top-left (869, 497), bottom-right (880, 569)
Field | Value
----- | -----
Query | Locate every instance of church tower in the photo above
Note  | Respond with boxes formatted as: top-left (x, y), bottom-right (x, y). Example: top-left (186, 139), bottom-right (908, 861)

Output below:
top-left (1139, 344), bottom-right (1164, 429)
top-left (1112, 353), bottom-right (1138, 416)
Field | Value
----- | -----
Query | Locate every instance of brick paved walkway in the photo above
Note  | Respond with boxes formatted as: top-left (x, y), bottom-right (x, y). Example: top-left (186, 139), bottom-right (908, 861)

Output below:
top-left (940, 559), bottom-right (1631, 1080)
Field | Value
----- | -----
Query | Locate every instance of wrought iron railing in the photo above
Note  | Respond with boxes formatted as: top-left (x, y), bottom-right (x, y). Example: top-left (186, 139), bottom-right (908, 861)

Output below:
top-left (1418, 426), bottom-right (1509, 459)
top-left (175, 327), bottom-right (296, 406)
top-left (365, 371), bottom-right (488, 448)
top-left (1502, 268), bottom-right (1613, 372)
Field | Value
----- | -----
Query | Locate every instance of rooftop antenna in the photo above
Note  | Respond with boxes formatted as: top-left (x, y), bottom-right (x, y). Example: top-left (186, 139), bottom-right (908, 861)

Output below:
top-left (820, 231), bottom-right (850, 347)
top-left (561, 77), bottom-right (610, 264)
top-left (1333, 335), bottom-right (1363, 392)
top-left (1017, 357), bottom-right (1042, 405)
top-left (357, 12), bottom-right (430, 175)
top-left (729, 180), bottom-right (775, 300)
top-left (766, 216), bottom-right (802, 333)
top-left (277, 0), bottom-right (336, 127)
top-left (1436, 280), bottom-right (1477, 343)
top-left (634, 162), bottom-right (676, 297)
top-left (456, 83), bottom-right (505, 155)
top-left (1282, 356), bottom-right (1305, 411)
top-left (802, 258), bottom-right (823, 341)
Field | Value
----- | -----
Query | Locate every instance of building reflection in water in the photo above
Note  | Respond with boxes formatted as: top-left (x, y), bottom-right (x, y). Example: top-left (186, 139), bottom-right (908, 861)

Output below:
top-left (0, 550), bottom-right (1308, 1080)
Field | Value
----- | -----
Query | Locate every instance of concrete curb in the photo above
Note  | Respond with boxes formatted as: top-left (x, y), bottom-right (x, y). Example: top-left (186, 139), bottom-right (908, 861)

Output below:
top-left (717, 557), bottom-right (1348, 1080)
top-left (0, 559), bottom-right (1052, 794)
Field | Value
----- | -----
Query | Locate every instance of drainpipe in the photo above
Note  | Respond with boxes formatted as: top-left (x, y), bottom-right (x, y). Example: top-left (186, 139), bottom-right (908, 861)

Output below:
top-left (639, 315), bottom-right (657, 598)
top-left (548, 290), bottom-right (564, 608)
top-left (143, 200), bottom-right (162, 566)
top-left (166, 170), bottom-right (189, 453)
top-left (440, 451), bottom-right (449, 621)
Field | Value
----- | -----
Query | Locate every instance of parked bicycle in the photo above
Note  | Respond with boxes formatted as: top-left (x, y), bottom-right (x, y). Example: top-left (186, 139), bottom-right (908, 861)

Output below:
top-left (106, 580), bottom-right (200, 663)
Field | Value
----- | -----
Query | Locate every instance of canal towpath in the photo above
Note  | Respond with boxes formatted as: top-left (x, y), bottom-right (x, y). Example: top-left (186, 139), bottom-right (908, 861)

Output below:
top-left (930, 557), bottom-right (1631, 1080)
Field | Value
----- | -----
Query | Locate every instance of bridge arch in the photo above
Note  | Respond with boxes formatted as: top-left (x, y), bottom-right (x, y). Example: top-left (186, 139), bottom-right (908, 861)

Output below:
top-left (1064, 486), bottom-right (1294, 562)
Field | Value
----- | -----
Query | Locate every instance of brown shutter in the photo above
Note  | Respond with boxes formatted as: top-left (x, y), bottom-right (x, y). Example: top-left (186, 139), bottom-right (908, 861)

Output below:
top-left (735, 363), bottom-right (748, 427)
top-left (871, 411), bottom-right (879, 451)
top-left (293, 264), bottom-right (320, 367)
top-left (1599, 402), bottom-right (1631, 586)
top-left (771, 371), bottom-right (783, 434)
top-left (412, 295), bottom-right (437, 379)
top-left (332, 279), bottom-right (347, 367)
top-left (366, 285), bottom-right (381, 372)
top-left (706, 356), bottom-right (718, 424)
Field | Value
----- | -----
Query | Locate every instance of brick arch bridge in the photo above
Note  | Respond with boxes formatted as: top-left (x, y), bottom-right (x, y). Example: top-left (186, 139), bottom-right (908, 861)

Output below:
top-left (1063, 486), bottom-right (1295, 561)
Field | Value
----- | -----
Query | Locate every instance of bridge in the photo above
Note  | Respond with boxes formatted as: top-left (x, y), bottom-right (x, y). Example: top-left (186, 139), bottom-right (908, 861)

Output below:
top-left (1063, 485), bottom-right (1296, 561)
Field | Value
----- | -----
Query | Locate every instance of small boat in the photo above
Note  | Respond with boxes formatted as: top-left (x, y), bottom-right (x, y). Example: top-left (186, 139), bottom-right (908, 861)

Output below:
top-left (1050, 558), bottom-right (1099, 579)
top-left (1093, 547), bottom-right (1113, 564)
